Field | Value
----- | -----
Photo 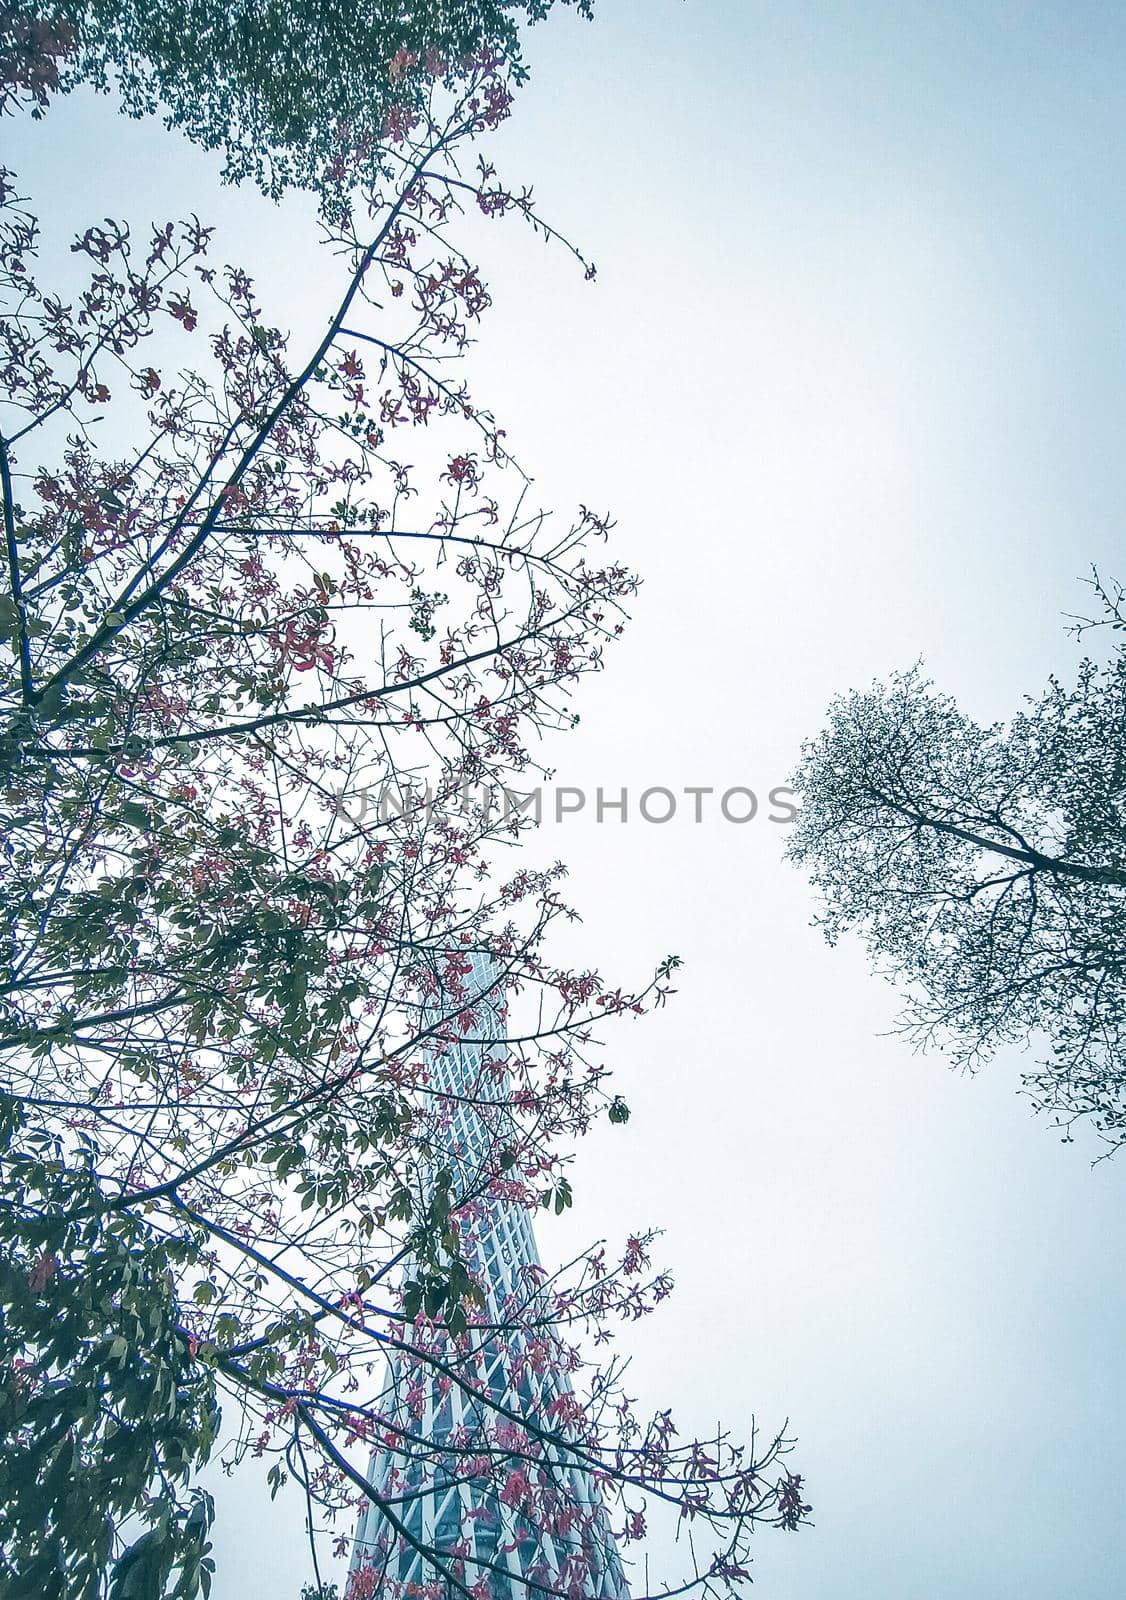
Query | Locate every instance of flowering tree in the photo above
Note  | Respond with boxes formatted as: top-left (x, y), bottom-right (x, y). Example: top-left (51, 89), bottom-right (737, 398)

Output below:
top-left (1, 43), bottom-right (809, 1600)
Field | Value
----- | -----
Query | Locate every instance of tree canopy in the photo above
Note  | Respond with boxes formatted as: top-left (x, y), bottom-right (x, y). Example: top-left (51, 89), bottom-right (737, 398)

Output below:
top-left (1, 0), bottom-right (593, 197)
top-left (788, 574), bottom-right (1126, 1151)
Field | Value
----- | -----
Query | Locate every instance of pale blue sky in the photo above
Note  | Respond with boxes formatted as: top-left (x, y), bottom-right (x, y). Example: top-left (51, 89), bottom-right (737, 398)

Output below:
top-left (10, 3), bottom-right (1126, 1596)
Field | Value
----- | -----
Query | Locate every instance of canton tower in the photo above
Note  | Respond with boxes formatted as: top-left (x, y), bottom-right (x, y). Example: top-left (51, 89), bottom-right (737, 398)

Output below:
top-left (347, 950), bottom-right (629, 1599)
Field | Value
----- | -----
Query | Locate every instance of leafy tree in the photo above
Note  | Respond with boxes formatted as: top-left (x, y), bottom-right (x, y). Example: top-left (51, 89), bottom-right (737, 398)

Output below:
top-left (2, 41), bottom-right (808, 1600)
top-left (787, 573), bottom-right (1126, 1150)
top-left (0, 1094), bottom-right (218, 1600)
top-left (0, 0), bottom-right (593, 198)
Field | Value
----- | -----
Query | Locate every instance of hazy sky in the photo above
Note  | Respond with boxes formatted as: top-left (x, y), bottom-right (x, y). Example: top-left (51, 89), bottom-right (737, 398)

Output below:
top-left (11, 3), bottom-right (1126, 1596)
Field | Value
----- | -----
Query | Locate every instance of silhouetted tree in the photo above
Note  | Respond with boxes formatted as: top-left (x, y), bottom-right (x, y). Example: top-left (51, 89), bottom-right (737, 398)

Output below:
top-left (788, 572), bottom-right (1126, 1151)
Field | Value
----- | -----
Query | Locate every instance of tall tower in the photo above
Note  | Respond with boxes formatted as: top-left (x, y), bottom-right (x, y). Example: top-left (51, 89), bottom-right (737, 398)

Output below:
top-left (347, 950), bottom-right (629, 1599)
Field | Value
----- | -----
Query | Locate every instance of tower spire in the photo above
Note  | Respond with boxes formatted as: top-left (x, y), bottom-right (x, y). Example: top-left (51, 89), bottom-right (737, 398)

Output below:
top-left (347, 949), bottom-right (629, 1599)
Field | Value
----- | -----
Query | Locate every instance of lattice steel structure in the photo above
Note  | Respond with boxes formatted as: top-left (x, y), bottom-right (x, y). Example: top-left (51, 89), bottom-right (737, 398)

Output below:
top-left (347, 951), bottom-right (629, 1599)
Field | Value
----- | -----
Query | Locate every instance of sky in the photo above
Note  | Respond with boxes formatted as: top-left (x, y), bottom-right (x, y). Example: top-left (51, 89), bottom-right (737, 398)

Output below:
top-left (10, 3), bottom-right (1126, 1596)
